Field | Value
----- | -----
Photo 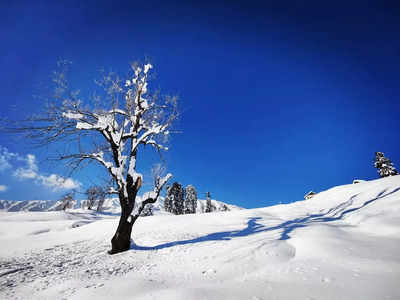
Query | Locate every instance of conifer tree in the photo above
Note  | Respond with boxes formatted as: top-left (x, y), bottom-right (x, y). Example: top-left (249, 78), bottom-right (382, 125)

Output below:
top-left (173, 182), bottom-right (185, 215)
top-left (374, 152), bottom-right (398, 178)
top-left (165, 182), bottom-right (185, 214)
top-left (184, 185), bottom-right (197, 214)
top-left (205, 191), bottom-right (212, 213)
top-left (164, 185), bottom-right (173, 213)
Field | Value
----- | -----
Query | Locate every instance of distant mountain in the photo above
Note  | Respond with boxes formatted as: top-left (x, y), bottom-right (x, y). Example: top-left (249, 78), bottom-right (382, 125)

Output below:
top-left (0, 197), bottom-right (242, 214)
top-left (0, 200), bottom-right (55, 212)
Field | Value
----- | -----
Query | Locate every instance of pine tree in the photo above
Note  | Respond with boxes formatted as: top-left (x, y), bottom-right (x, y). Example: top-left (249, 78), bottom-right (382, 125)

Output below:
top-left (164, 185), bottom-right (173, 213)
top-left (374, 152), bottom-right (398, 178)
top-left (165, 182), bottom-right (185, 215)
top-left (173, 182), bottom-right (185, 215)
top-left (205, 191), bottom-right (212, 213)
top-left (184, 185), bottom-right (197, 214)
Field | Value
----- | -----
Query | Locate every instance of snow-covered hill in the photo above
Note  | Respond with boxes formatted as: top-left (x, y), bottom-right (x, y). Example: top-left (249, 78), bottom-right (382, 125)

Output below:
top-left (1, 176), bottom-right (400, 300)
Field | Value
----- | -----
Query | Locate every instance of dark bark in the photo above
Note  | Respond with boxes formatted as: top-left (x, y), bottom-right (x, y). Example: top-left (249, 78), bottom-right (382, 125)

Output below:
top-left (108, 192), bottom-right (135, 254)
top-left (108, 171), bottom-right (163, 254)
top-left (108, 194), bottom-right (159, 254)
top-left (108, 175), bottom-right (141, 255)
top-left (109, 210), bottom-right (134, 254)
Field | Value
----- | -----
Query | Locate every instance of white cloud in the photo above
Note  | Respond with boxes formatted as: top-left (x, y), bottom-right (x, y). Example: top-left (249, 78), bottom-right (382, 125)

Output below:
top-left (0, 156), bottom-right (11, 171)
top-left (13, 168), bottom-right (37, 179)
top-left (0, 146), bottom-right (82, 192)
top-left (37, 174), bottom-right (81, 191)
top-left (0, 185), bottom-right (7, 192)
top-left (0, 146), bottom-right (21, 171)
top-left (13, 154), bottom-right (39, 179)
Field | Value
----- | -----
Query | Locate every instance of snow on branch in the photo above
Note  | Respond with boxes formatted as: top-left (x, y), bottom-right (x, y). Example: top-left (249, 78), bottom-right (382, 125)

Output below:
top-left (6, 60), bottom-right (180, 254)
top-left (9, 61), bottom-right (177, 213)
top-left (130, 172), bottom-right (172, 221)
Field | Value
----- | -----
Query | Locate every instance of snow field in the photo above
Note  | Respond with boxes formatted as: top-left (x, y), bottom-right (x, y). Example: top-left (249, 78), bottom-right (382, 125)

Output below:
top-left (1, 176), bottom-right (400, 299)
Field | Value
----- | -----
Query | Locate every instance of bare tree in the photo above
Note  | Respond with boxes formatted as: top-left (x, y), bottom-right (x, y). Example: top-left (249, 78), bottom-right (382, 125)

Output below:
top-left (85, 186), bottom-right (96, 210)
top-left (49, 191), bottom-right (76, 211)
top-left (9, 61), bottom-right (178, 254)
top-left (85, 186), bottom-right (104, 210)
top-left (96, 187), bottom-right (107, 212)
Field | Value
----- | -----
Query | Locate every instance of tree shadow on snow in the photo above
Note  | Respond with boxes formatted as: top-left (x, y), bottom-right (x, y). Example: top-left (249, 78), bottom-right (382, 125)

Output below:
top-left (131, 217), bottom-right (266, 251)
top-left (131, 187), bottom-right (400, 251)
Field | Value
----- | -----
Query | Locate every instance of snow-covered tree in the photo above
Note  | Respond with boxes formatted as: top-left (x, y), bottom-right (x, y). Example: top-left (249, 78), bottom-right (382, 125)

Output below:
top-left (84, 185), bottom-right (106, 211)
top-left (85, 186), bottom-right (100, 210)
top-left (10, 61), bottom-right (178, 254)
top-left (205, 191), bottom-right (212, 213)
top-left (84, 185), bottom-right (107, 211)
top-left (165, 182), bottom-right (185, 215)
top-left (164, 185), bottom-right (173, 213)
top-left (177, 184), bottom-right (185, 215)
top-left (48, 192), bottom-right (76, 211)
top-left (96, 187), bottom-right (106, 212)
top-left (220, 204), bottom-right (229, 211)
top-left (184, 185), bottom-right (197, 214)
top-left (374, 152), bottom-right (398, 178)
top-left (173, 182), bottom-right (185, 215)
top-left (59, 191), bottom-right (75, 211)
top-left (97, 195), bottom-right (105, 212)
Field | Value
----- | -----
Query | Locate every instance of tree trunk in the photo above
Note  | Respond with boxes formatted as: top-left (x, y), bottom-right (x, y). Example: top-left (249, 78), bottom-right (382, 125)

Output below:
top-left (108, 182), bottom-right (139, 254)
top-left (109, 212), bottom-right (134, 254)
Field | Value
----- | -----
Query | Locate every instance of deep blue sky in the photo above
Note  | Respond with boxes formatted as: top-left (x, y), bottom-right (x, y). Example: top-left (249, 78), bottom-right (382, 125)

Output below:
top-left (1, 1), bottom-right (400, 208)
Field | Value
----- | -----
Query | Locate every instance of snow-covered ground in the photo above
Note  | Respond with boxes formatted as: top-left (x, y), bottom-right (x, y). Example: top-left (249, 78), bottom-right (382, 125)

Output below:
top-left (1, 176), bottom-right (399, 300)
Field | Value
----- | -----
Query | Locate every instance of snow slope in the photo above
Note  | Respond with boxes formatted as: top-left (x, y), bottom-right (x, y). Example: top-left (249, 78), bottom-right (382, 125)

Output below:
top-left (0, 176), bottom-right (399, 300)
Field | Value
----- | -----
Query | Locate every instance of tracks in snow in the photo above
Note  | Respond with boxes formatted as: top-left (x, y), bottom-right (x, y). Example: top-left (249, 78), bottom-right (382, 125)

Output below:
top-left (0, 240), bottom-right (145, 299)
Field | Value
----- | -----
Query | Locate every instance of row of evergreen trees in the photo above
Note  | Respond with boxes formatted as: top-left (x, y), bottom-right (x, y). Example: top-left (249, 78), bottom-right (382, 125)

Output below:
top-left (164, 183), bottom-right (198, 215)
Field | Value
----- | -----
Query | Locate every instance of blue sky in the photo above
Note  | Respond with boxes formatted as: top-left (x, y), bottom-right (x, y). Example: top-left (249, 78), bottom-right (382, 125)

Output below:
top-left (1, 1), bottom-right (400, 208)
